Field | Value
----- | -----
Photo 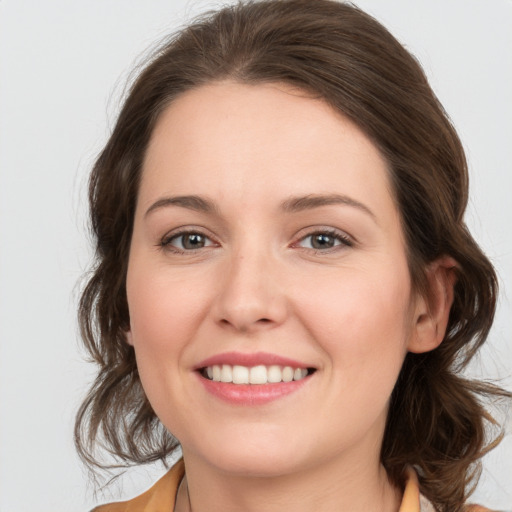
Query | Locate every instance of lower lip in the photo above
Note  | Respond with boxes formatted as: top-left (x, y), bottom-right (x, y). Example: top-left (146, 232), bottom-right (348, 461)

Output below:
top-left (197, 374), bottom-right (310, 405)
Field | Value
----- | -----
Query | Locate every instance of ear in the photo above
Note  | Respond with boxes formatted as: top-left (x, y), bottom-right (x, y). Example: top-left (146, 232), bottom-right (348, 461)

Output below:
top-left (407, 256), bottom-right (458, 354)
top-left (125, 330), bottom-right (134, 346)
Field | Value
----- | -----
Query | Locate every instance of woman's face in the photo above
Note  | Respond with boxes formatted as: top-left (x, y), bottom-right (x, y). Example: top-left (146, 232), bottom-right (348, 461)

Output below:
top-left (126, 81), bottom-right (424, 477)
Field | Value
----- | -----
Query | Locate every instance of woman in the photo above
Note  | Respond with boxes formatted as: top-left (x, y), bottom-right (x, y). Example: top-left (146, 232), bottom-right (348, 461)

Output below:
top-left (75, 1), bottom-right (511, 511)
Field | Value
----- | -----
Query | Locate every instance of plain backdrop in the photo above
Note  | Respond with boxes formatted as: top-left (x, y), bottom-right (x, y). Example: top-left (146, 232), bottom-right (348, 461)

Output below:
top-left (0, 1), bottom-right (511, 510)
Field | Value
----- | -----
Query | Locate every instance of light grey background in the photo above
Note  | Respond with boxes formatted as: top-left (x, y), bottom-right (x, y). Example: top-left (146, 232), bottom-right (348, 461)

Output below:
top-left (0, 1), bottom-right (511, 510)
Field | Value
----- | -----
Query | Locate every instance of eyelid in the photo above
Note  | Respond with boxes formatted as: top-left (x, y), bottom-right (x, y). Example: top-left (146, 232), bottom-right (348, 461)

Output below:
top-left (291, 227), bottom-right (355, 251)
top-left (159, 226), bottom-right (220, 253)
top-left (158, 225), bottom-right (354, 254)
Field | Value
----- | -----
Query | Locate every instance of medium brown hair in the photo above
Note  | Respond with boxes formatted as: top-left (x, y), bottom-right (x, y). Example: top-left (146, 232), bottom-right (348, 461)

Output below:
top-left (75, 1), bottom-right (511, 510)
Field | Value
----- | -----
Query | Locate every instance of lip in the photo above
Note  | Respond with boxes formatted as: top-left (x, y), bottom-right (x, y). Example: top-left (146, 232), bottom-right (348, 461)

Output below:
top-left (194, 351), bottom-right (315, 406)
top-left (194, 351), bottom-right (311, 370)
top-left (197, 377), bottom-right (311, 405)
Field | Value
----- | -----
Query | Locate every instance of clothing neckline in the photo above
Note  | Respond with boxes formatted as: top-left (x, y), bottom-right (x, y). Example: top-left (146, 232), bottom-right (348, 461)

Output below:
top-left (93, 458), bottom-right (435, 511)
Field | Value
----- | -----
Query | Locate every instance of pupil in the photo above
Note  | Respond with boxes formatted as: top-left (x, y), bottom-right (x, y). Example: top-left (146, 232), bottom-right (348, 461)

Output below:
top-left (312, 234), bottom-right (334, 249)
top-left (183, 234), bottom-right (204, 249)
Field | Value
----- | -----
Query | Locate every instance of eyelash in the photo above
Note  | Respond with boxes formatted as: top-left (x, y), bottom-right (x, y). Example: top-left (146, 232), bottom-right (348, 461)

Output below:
top-left (294, 229), bottom-right (354, 253)
top-left (159, 228), bottom-right (354, 254)
top-left (160, 230), bottom-right (217, 254)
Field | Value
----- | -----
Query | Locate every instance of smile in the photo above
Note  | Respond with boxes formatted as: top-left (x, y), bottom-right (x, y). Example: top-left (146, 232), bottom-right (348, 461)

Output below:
top-left (201, 364), bottom-right (311, 385)
top-left (195, 352), bottom-right (316, 405)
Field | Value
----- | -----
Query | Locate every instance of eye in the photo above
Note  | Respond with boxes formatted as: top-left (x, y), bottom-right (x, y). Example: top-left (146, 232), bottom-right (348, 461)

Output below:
top-left (161, 231), bottom-right (216, 252)
top-left (296, 230), bottom-right (353, 251)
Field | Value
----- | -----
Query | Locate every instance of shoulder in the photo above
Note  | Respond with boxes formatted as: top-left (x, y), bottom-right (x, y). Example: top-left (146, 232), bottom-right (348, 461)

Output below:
top-left (405, 467), bottom-right (497, 512)
top-left (91, 460), bottom-right (185, 512)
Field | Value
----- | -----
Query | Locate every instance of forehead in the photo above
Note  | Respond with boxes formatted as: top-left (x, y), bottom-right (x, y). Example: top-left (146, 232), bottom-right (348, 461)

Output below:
top-left (139, 81), bottom-right (397, 223)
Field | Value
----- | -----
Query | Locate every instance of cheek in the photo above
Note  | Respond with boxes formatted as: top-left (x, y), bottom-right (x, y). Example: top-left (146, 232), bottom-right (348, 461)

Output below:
top-left (296, 263), bottom-right (413, 378)
top-left (125, 264), bottom-right (211, 427)
top-left (127, 263), bottom-right (209, 351)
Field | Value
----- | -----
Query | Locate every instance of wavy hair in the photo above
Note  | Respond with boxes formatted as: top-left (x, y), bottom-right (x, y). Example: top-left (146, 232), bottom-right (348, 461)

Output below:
top-left (75, 1), bottom-right (511, 510)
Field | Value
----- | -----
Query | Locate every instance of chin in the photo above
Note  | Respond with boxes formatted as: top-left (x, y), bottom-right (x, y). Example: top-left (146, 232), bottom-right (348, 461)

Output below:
top-left (211, 450), bottom-right (302, 478)
top-left (186, 431), bottom-right (310, 478)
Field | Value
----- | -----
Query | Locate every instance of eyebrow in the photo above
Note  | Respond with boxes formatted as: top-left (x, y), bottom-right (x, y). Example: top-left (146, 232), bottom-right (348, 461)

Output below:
top-left (281, 194), bottom-right (376, 220)
top-left (144, 193), bottom-right (376, 220)
top-left (145, 195), bottom-right (220, 217)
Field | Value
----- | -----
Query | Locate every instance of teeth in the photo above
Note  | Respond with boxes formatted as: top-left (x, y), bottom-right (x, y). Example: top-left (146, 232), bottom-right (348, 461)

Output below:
top-left (232, 365), bottom-right (249, 384)
top-left (205, 364), bottom-right (311, 384)
top-left (282, 366), bottom-right (294, 382)
top-left (294, 368), bottom-right (308, 381)
top-left (250, 365), bottom-right (267, 384)
top-left (220, 364), bottom-right (232, 382)
top-left (267, 365), bottom-right (282, 383)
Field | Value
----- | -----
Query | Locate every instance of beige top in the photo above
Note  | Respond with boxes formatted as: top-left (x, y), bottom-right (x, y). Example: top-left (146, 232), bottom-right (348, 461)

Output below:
top-left (92, 459), bottom-right (491, 512)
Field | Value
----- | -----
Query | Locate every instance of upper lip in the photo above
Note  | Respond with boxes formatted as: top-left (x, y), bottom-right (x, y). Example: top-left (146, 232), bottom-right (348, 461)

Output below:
top-left (195, 351), bottom-right (312, 370)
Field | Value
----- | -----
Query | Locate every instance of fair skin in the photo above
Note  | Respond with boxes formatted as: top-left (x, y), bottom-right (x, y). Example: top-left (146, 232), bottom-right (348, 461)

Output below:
top-left (126, 81), bottom-right (455, 512)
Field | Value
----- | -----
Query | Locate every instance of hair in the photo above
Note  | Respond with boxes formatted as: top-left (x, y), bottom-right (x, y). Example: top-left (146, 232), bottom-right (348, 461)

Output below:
top-left (75, 1), bottom-right (511, 510)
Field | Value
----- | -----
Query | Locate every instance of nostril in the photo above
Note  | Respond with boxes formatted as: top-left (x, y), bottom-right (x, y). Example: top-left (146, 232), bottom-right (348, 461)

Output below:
top-left (218, 317), bottom-right (274, 334)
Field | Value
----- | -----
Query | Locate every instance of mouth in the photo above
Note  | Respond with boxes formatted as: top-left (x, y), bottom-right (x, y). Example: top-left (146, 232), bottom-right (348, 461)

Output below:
top-left (199, 364), bottom-right (316, 385)
top-left (194, 352), bottom-right (317, 404)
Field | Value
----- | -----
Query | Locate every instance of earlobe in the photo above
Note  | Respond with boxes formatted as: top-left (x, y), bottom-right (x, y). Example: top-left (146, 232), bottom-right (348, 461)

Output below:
top-left (407, 256), bottom-right (458, 354)
top-left (125, 330), bottom-right (134, 346)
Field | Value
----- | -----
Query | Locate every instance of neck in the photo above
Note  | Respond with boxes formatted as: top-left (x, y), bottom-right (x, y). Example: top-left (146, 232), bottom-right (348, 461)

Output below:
top-left (175, 450), bottom-right (401, 512)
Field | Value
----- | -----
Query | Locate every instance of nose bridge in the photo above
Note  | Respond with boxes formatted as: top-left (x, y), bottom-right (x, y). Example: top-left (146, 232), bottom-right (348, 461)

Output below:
top-left (214, 234), bottom-right (286, 331)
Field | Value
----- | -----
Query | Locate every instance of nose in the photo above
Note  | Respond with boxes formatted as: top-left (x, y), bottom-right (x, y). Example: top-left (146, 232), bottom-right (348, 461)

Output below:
top-left (212, 249), bottom-right (288, 333)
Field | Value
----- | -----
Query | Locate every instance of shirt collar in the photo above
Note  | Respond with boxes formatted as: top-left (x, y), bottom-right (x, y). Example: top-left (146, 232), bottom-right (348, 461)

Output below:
top-left (94, 459), bottom-right (436, 512)
top-left (399, 467), bottom-right (435, 512)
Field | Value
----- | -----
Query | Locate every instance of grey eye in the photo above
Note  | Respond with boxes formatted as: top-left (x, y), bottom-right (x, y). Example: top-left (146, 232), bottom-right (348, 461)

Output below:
top-left (178, 233), bottom-right (206, 249)
top-left (296, 230), bottom-right (352, 251)
top-left (181, 233), bottom-right (206, 249)
top-left (165, 232), bottom-right (214, 251)
top-left (309, 233), bottom-right (336, 249)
